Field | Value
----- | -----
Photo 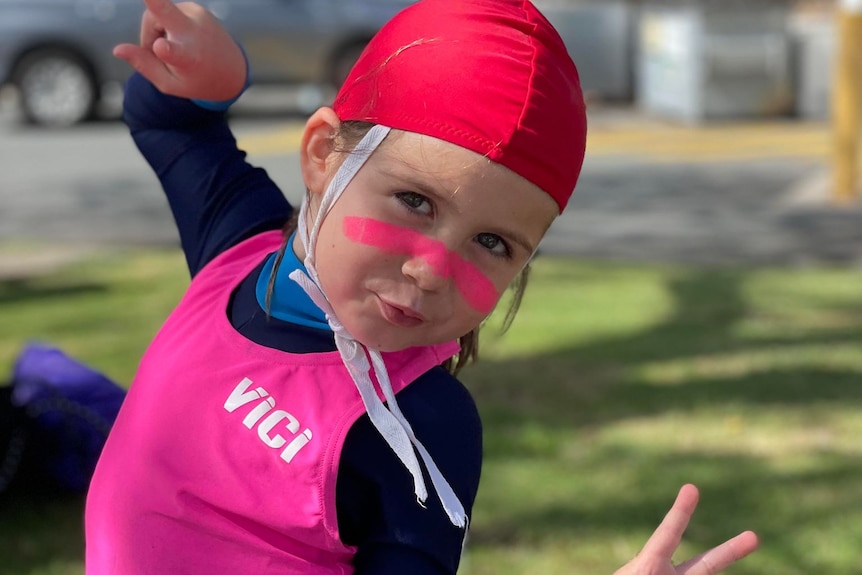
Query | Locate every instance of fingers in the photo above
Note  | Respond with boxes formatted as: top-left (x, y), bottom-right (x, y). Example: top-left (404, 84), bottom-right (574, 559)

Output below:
top-left (114, 41), bottom-right (190, 94)
top-left (118, 0), bottom-right (243, 100)
top-left (641, 484), bottom-right (700, 558)
top-left (141, 0), bottom-right (189, 31)
top-left (677, 531), bottom-right (760, 575)
top-left (151, 36), bottom-right (198, 70)
top-left (632, 485), bottom-right (758, 575)
top-left (117, 1), bottom-right (196, 92)
top-left (139, 0), bottom-right (189, 54)
top-left (140, 10), bottom-right (165, 51)
top-left (113, 43), bottom-right (176, 91)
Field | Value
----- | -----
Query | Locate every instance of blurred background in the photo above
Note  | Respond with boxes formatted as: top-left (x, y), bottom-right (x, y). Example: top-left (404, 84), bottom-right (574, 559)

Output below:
top-left (2, 0), bottom-right (862, 574)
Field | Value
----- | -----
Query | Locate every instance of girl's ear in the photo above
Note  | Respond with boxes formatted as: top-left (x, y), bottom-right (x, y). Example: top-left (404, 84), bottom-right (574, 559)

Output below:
top-left (300, 106), bottom-right (342, 196)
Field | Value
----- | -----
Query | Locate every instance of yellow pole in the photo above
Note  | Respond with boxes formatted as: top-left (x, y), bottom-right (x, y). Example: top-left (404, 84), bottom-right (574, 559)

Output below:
top-left (833, 2), bottom-right (862, 204)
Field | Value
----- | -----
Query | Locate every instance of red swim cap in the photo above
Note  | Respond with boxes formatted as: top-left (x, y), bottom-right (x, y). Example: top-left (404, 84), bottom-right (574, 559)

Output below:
top-left (333, 0), bottom-right (587, 213)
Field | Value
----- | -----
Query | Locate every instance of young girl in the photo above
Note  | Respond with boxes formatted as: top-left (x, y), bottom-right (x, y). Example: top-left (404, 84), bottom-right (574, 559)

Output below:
top-left (86, 0), bottom-right (758, 573)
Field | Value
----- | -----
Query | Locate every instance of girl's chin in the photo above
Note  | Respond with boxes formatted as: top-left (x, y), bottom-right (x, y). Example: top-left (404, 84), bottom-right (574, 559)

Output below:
top-left (352, 336), bottom-right (415, 353)
top-left (339, 322), bottom-right (412, 352)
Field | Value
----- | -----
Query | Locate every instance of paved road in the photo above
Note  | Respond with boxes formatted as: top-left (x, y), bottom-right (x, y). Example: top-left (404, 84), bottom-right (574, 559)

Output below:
top-left (2, 97), bottom-right (862, 268)
top-left (554, 111), bottom-right (862, 266)
top-left (0, 88), bottom-right (310, 250)
top-left (0, 118), bottom-right (306, 247)
top-left (551, 156), bottom-right (862, 266)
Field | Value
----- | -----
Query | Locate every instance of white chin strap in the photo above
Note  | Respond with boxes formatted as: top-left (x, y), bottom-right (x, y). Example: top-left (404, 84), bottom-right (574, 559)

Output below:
top-left (289, 124), bottom-right (467, 528)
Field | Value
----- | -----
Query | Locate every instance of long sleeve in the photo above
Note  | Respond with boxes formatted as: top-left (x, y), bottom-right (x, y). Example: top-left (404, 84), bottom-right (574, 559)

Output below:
top-left (122, 72), bottom-right (293, 276)
top-left (339, 367), bottom-right (483, 575)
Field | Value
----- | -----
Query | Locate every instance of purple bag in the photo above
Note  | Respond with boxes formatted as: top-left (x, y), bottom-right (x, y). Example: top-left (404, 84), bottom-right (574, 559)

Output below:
top-left (9, 342), bottom-right (126, 493)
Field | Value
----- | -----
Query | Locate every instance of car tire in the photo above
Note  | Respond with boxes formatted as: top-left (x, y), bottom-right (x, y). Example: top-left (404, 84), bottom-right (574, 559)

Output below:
top-left (13, 48), bottom-right (97, 127)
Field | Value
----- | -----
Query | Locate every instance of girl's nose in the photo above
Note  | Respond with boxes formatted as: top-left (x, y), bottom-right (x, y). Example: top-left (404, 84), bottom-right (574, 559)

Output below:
top-left (401, 252), bottom-right (451, 292)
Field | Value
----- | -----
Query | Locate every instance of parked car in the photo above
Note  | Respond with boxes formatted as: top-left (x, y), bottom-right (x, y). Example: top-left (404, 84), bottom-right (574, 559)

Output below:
top-left (0, 0), bottom-right (415, 127)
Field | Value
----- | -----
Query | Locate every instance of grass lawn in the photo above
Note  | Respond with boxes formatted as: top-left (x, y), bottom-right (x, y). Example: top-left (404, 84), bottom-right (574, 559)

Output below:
top-left (1, 246), bottom-right (861, 574)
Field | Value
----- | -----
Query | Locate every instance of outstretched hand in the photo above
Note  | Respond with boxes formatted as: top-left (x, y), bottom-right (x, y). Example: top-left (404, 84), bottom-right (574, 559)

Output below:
top-left (615, 485), bottom-right (758, 575)
top-left (114, 0), bottom-right (246, 102)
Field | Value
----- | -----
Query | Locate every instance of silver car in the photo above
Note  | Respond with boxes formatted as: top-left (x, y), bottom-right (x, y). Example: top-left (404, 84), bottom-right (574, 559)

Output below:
top-left (0, 0), bottom-right (415, 126)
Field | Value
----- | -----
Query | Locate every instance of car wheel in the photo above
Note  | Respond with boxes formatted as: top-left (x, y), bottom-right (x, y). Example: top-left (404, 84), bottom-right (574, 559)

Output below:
top-left (13, 49), bottom-right (97, 127)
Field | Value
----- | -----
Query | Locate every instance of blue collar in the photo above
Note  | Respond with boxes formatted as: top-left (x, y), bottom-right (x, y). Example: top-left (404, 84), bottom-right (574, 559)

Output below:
top-left (254, 231), bottom-right (330, 330)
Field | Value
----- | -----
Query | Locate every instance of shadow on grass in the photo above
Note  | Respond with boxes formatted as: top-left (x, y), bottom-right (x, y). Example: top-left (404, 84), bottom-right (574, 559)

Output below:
top-left (0, 490), bottom-right (86, 572)
top-left (469, 266), bottom-right (862, 430)
top-left (0, 279), bottom-right (106, 305)
top-left (465, 264), bottom-right (862, 574)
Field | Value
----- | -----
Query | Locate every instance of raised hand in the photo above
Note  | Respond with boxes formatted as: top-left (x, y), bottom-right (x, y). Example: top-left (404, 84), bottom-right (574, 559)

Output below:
top-left (614, 485), bottom-right (758, 575)
top-left (113, 0), bottom-right (246, 102)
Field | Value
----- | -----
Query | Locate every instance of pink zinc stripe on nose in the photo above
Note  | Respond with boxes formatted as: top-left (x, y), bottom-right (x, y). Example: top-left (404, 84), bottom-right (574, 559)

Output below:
top-left (343, 216), bottom-right (499, 314)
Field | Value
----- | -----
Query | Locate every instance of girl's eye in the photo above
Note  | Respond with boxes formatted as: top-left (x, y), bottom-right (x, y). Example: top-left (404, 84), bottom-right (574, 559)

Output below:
top-left (395, 191), bottom-right (433, 215)
top-left (475, 233), bottom-right (511, 258)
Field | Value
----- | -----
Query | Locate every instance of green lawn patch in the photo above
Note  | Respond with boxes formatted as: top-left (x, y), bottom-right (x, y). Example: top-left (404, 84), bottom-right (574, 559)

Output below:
top-left (2, 249), bottom-right (861, 574)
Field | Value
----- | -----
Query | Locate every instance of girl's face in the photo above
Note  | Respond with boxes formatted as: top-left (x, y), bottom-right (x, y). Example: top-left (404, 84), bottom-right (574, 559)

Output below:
top-left (300, 122), bottom-right (559, 352)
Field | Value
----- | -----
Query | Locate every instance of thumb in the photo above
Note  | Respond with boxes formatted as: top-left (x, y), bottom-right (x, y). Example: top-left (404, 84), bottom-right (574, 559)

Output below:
top-left (112, 42), bottom-right (141, 63)
top-left (113, 43), bottom-right (176, 91)
top-left (151, 37), bottom-right (198, 72)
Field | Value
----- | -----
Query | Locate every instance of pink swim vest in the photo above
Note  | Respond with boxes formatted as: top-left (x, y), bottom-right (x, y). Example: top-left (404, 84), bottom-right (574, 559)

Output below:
top-left (85, 231), bottom-right (459, 574)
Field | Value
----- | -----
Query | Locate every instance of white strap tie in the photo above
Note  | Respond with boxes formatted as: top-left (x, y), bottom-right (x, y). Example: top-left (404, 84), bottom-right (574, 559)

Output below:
top-left (290, 124), bottom-right (467, 528)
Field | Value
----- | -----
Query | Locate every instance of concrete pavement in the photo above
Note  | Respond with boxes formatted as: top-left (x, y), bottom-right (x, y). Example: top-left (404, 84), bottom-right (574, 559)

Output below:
top-left (2, 106), bottom-right (862, 282)
top-left (552, 108), bottom-right (862, 266)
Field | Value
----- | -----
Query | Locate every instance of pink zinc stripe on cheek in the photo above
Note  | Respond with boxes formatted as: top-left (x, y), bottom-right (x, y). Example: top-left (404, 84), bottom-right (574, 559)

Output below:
top-left (343, 216), bottom-right (499, 314)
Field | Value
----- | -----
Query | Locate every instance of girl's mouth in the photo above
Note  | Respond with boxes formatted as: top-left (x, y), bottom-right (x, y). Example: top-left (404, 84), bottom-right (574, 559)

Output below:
top-left (377, 297), bottom-right (425, 327)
